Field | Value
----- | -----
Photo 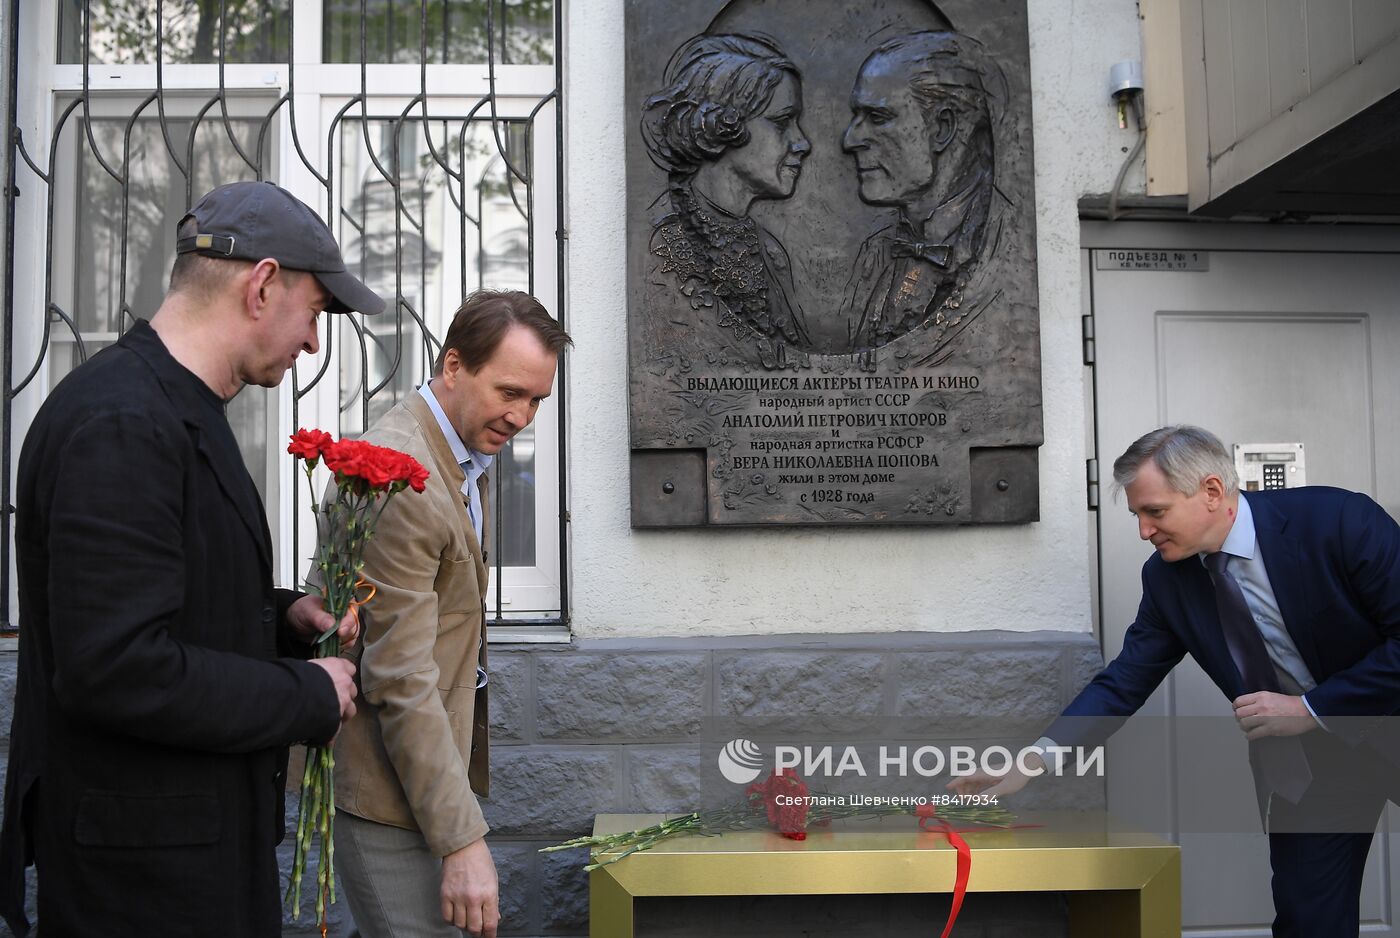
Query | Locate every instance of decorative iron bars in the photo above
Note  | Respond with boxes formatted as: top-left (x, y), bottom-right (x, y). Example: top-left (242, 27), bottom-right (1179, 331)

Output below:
top-left (4, 0), bottom-right (566, 630)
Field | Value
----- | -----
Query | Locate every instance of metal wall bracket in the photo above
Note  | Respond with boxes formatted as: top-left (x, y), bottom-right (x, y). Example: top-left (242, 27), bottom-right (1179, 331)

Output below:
top-left (630, 449), bottom-right (708, 527)
top-left (969, 446), bottom-right (1039, 523)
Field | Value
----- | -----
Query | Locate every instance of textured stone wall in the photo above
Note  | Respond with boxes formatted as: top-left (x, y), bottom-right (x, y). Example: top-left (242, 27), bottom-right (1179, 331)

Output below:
top-left (0, 630), bottom-right (1104, 937)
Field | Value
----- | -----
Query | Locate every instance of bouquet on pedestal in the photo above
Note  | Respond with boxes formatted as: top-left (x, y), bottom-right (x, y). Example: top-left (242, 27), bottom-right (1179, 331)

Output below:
top-left (544, 769), bottom-right (1019, 937)
top-left (283, 429), bottom-right (429, 933)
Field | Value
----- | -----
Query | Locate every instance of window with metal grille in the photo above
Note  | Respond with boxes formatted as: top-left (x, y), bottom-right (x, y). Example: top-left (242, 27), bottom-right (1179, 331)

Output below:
top-left (4, 0), bottom-right (568, 635)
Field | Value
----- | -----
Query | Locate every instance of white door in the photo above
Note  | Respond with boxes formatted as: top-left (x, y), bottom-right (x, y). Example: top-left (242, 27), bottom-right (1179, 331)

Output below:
top-left (1083, 221), bottom-right (1400, 936)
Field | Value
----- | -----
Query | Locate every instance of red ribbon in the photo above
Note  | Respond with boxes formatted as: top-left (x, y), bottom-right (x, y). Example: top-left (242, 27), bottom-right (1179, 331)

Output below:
top-left (912, 807), bottom-right (1044, 937)
top-left (916, 806), bottom-right (972, 938)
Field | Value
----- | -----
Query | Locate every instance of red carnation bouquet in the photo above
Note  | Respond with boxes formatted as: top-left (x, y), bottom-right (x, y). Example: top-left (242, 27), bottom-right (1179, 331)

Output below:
top-left (284, 428), bottom-right (429, 931)
top-left (544, 769), bottom-right (1017, 937)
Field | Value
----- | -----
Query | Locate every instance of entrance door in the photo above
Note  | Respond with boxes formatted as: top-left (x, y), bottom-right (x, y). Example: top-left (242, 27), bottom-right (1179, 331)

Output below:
top-left (1083, 221), bottom-right (1400, 935)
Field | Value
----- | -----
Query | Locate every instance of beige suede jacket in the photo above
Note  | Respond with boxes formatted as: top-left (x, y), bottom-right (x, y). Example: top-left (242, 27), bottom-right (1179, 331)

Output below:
top-left (328, 393), bottom-right (491, 856)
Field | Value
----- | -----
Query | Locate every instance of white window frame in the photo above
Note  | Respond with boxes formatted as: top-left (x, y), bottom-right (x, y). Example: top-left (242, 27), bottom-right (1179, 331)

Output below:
top-left (10, 0), bottom-right (567, 632)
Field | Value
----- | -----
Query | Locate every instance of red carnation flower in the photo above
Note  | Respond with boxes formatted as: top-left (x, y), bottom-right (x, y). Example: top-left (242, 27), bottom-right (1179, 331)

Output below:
top-left (288, 428), bottom-right (334, 464)
top-left (321, 438), bottom-right (430, 495)
top-left (358, 447), bottom-right (397, 490)
top-left (401, 455), bottom-right (430, 493)
top-left (746, 768), bottom-right (810, 840)
top-left (322, 439), bottom-right (363, 478)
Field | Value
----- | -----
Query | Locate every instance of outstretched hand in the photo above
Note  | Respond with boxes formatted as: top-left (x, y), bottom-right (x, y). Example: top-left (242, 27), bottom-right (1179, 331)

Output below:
top-left (946, 750), bottom-right (1045, 800)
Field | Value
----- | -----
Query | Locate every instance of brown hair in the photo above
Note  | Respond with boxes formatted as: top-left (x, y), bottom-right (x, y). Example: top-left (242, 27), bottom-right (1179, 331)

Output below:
top-left (640, 32), bottom-right (797, 176)
top-left (434, 290), bottom-right (571, 374)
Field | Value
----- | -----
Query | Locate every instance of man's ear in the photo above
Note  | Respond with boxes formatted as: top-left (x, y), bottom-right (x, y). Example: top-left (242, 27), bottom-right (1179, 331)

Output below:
top-left (1201, 474), bottom-right (1227, 509)
top-left (244, 259), bottom-right (281, 319)
top-left (930, 105), bottom-right (958, 153)
top-left (440, 346), bottom-right (463, 390)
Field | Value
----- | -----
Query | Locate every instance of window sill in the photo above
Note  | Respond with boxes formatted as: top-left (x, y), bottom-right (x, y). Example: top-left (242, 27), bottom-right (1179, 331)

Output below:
top-left (487, 625), bottom-right (571, 645)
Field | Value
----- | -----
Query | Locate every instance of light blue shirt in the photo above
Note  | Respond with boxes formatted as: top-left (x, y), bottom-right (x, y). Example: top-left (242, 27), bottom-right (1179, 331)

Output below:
top-left (417, 382), bottom-right (492, 547)
top-left (1207, 495), bottom-right (1325, 727)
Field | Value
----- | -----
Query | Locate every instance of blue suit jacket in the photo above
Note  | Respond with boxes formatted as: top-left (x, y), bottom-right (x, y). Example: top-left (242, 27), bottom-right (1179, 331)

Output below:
top-left (1049, 487), bottom-right (1400, 767)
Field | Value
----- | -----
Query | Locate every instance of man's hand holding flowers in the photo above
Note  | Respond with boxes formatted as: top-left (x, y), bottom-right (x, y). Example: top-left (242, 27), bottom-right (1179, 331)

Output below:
top-left (287, 592), bottom-right (362, 649)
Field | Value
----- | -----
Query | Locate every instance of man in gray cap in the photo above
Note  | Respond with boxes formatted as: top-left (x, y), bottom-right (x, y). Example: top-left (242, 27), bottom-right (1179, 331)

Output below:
top-left (0, 181), bottom-right (382, 937)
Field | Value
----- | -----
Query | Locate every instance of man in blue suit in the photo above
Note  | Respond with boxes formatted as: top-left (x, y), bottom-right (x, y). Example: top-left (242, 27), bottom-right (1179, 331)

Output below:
top-left (953, 426), bottom-right (1400, 937)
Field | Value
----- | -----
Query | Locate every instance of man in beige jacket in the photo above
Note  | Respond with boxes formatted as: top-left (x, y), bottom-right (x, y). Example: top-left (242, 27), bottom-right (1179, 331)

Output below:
top-left (330, 291), bottom-right (570, 938)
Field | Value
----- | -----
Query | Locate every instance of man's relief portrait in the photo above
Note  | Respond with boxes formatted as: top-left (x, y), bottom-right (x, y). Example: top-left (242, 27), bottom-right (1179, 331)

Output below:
top-left (840, 31), bottom-right (1007, 353)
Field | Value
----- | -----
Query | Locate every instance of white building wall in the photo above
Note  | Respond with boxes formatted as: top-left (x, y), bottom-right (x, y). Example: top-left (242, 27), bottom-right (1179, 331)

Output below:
top-left (563, 0), bottom-right (1145, 638)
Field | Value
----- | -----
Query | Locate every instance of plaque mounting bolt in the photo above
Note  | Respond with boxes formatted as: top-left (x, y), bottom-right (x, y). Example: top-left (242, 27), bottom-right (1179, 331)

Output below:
top-left (996, 479), bottom-right (1010, 492)
top-left (662, 481), bottom-right (675, 495)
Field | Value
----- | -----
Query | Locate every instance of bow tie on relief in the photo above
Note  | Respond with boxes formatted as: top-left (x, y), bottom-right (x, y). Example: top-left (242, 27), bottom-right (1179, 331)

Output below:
top-left (889, 239), bottom-right (952, 267)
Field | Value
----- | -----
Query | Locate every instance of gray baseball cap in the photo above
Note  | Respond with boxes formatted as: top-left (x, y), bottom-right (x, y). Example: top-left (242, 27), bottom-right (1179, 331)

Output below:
top-left (176, 181), bottom-right (385, 315)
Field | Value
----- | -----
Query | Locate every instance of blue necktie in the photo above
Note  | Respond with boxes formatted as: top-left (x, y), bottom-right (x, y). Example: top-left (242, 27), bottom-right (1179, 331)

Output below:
top-left (1205, 552), bottom-right (1312, 804)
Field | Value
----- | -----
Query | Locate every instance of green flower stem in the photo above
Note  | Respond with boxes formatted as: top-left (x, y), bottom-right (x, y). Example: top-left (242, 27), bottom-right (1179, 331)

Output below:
top-left (288, 467), bottom-right (419, 931)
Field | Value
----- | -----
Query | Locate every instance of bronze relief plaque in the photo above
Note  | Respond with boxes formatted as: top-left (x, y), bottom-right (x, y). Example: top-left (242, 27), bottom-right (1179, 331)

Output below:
top-left (626, 0), bottom-right (1041, 526)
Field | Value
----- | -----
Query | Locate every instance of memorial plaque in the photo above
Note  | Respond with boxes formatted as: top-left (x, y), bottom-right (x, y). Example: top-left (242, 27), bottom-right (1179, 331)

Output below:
top-left (627, 0), bottom-right (1042, 526)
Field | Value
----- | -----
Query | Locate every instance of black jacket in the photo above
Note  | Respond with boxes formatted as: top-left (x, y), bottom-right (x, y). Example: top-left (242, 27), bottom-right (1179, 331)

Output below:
top-left (0, 320), bottom-right (339, 936)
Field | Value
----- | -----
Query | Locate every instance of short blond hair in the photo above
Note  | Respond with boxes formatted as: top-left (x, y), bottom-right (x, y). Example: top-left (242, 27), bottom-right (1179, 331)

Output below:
top-left (1113, 425), bottom-right (1238, 496)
